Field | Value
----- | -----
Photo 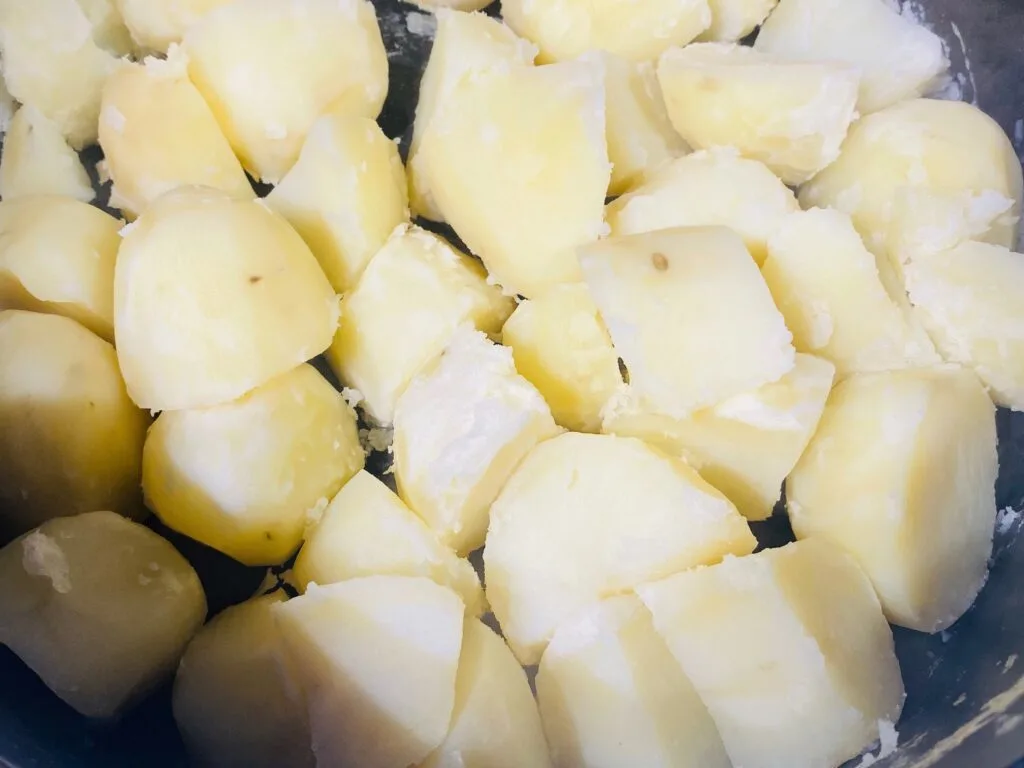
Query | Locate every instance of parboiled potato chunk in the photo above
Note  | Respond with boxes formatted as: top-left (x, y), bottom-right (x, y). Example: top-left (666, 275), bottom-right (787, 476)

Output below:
top-left (266, 111), bottom-right (408, 295)
top-left (580, 226), bottom-right (795, 418)
top-left (0, 511), bottom-right (206, 718)
top-left (788, 367), bottom-right (997, 632)
top-left (393, 329), bottom-right (560, 556)
top-left (117, 0), bottom-right (236, 52)
top-left (326, 224), bottom-right (513, 425)
top-left (274, 576), bottom-right (464, 768)
top-left (699, 0), bottom-right (778, 42)
top-left (75, 0), bottom-right (134, 56)
top-left (603, 354), bottom-right (835, 521)
top-left (657, 43), bottom-right (860, 185)
top-left (184, 0), bottom-right (388, 183)
top-left (0, 106), bottom-right (94, 202)
top-left (485, 432), bottom-right (756, 665)
top-left (0, 312), bottom-right (149, 540)
top-left (115, 187), bottom-right (339, 412)
top-left (422, 59), bottom-right (610, 298)
top-left (537, 595), bottom-right (730, 768)
top-left (638, 539), bottom-right (905, 768)
top-left (606, 149), bottom-right (798, 265)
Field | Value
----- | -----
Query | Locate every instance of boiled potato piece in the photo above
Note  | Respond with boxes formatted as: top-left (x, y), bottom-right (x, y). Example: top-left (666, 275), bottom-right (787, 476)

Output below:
top-left (326, 224), bottom-right (513, 424)
top-left (75, 0), bottom-right (134, 56)
top-left (485, 432), bottom-right (756, 664)
top-left (99, 50), bottom-right (253, 220)
top-left (603, 354), bottom-right (835, 521)
top-left (274, 576), bottom-right (464, 768)
top-left (699, 0), bottom-right (777, 42)
top-left (115, 187), bottom-right (339, 412)
top-left (394, 329), bottom-right (560, 555)
top-left (580, 227), bottom-right (795, 418)
top-left (501, 283), bottom-right (622, 433)
top-left (117, 0), bottom-right (236, 52)
top-left (0, 106), bottom-right (94, 202)
top-left (606, 149), bottom-right (798, 265)
top-left (0, 75), bottom-right (13, 130)
top-left (184, 0), bottom-right (388, 183)
top-left (0, 511), bottom-right (206, 718)
top-left (537, 594), bottom-right (729, 768)
top-left (266, 111), bottom-right (408, 294)
top-left (638, 539), bottom-right (905, 768)
top-left (657, 43), bottom-right (859, 185)
top-left (421, 59), bottom-right (610, 298)
top-left (0, 312), bottom-right (149, 539)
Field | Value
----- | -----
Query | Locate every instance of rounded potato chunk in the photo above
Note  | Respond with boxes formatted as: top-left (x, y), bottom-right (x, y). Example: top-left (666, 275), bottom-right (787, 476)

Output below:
top-left (114, 187), bottom-right (339, 412)
top-left (537, 594), bottom-right (730, 768)
top-left (638, 539), bottom-right (905, 768)
top-left (0, 106), bottom-right (94, 202)
top-left (116, 0), bottom-right (237, 52)
top-left (143, 364), bottom-right (363, 566)
top-left (699, 0), bottom-right (778, 42)
top-left (183, 0), bottom-right (388, 183)
top-left (0, 511), bottom-right (206, 718)
top-left (0, 311), bottom-right (149, 539)
top-left (789, 366), bottom-right (997, 632)
top-left (485, 432), bottom-right (756, 665)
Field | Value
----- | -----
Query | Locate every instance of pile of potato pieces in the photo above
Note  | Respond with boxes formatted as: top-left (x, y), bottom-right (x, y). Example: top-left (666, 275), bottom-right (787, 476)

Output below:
top-left (0, 0), bottom-right (1021, 765)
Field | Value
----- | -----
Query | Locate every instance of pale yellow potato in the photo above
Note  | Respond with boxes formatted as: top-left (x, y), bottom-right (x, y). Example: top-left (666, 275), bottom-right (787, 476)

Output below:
top-left (0, 75), bottom-right (14, 131)
top-left (501, 283), bottom-right (622, 433)
top-left (580, 226), bottom-right (795, 418)
top-left (116, 0), bottom-right (236, 52)
top-left (0, 511), bottom-right (206, 718)
top-left (184, 0), bottom-right (388, 183)
top-left (537, 594), bottom-right (729, 768)
top-left (657, 43), bottom-right (860, 185)
top-left (274, 576), bottom-right (464, 768)
top-left (326, 224), bottom-right (513, 424)
top-left (0, 312), bottom-right (149, 539)
top-left (606, 149), bottom-right (798, 265)
top-left (422, 59), bottom-right (610, 298)
top-left (394, 329), bottom-right (560, 556)
top-left (638, 539), bottom-right (905, 768)
top-left (603, 354), bottom-right (835, 521)
top-left (0, 197), bottom-right (119, 341)
top-left (699, 0), bottom-right (777, 42)
top-left (115, 187), bottom-right (339, 412)
top-left (76, 0), bottom-right (134, 56)
top-left (484, 432), bottom-right (756, 665)
top-left (409, 0), bottom-right (493, 13)
top-left (99, 50), bottom-right (253, 220)
top-left (0, 106), bottom-right (94, 202)
top-left (266, 111), bottom-right (408, 295)
top-left (788, 367), bottom-right (997, 632)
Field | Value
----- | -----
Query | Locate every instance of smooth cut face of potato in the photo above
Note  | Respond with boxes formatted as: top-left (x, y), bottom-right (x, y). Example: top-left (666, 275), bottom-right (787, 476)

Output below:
top-left (326, 224), bottom-right (513, 425)
top-left (116, 0), bottom-right (236, 52)
top-left (0, 106), bottom-right (94, 203)
top-left (0, 511), bottom-right (206, 718)
top-left (657, 43), bottom-right (860, 185)
top-left (603, 354), bottom-right (835, 521)
top-left (485, 432), bottom-right (756, 665)
top-left (699, 0), bottom-right (778, 42)
top-left (273, 576), bottom-right (464, 768)
top-left (580, 226), bottom-right (795, 418)
top-left (266, 111), bottom-right (409, 295)
top-left (606, 149), bottom-right (798, 265)
top-left (537, 594), bottom-right (730, 768)
top-left (788, 367), bottom-right (997, 632)
top-left (421, 59), bottom-right (610, 298)
top-left (183, 0), bottom-right (387, 183)
top-left (638, 539), bottom-right (905, 768)
top-left (394, 329), bottom-right (560, 556)
top-left (114, 187), bottom-right (339, 412)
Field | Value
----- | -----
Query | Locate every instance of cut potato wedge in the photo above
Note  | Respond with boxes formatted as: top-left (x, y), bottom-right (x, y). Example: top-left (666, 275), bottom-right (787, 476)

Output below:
top-left (117, 0), bottom-right (236, 52)
top-left (0, 106), bottom-right (94, 202)
top-left (699, 0), bottom-right (778, 42)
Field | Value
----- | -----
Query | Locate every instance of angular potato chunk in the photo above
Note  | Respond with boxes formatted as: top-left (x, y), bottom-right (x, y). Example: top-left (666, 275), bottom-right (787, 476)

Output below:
top-left (117, 0), bottom-right (236, 52)
top-left (326, 224), bottom-right (513, 424)
top-left (274, 576), bottom-right (464, 768)
top-left (606, 149), bottom-right (798, 265)
top-left (183, 0), bottom-right (388, 183)
top-left (501, 283), bottom-right (622, 433)
top-left (421, 59), bottom-right (610, 298)
top-left (699, 0), bottom-right (778, 42)
top-left (394, 329), bottom-right (560, 555)
top-left (173, 594), bottom-right (314, 768)
top-left (603, 354), bottom-right (835, 521)
top-left (638, 539), bottom-right (905, 768)
top-left (0, 106), bottom-right (94, 202)
top-left (115, 187), bottom-right (339, 412)
top-left (0, 511), bottom-right (206, 718)
top-left (0, 312), bottom-right (149, 539)
top-left (537, 595), bottom-right (730, 768)
top-left (789, 367), bottom-right (997, 632)
top-left (658, 43), bottom-right (859, 185)
top-left (580, 227), bottom-right (795, 418)
top-left (485, 432), bottom-right (756, 664)
top-left (266, 111), bottom-right (408, 294)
